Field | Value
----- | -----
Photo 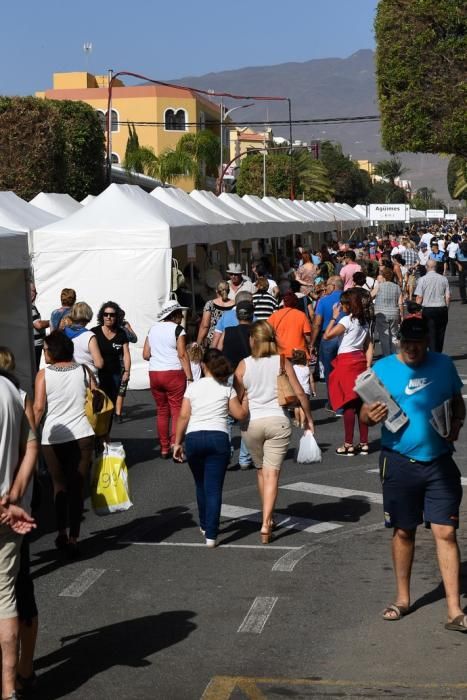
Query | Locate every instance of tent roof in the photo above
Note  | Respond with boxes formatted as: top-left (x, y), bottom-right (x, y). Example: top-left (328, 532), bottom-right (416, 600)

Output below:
top-left (30, 192), bottom-right (82, 218)
top-left (0, 191), bottom-right (59, 232)
top-left (0, 227), bottom-right (30, 269)
top-left (81, 194), bottom-right (96, 206)
top-left (33, 183), bottom-right (212, 251)
top-left (219, 193), bottom-right (301, 237)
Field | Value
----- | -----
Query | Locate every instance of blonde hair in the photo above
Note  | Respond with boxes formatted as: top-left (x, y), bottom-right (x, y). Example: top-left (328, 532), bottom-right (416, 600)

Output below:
top-left (216, 281), bottom-right (230, 302)
top-left (70, 302), bottom-right (93, 324)
top-left (250, 320), bottom-right (278, 359)
top-left (187, 342), bottom-right (204, 363)
top-left (0, 346), bottom-right (15, 371)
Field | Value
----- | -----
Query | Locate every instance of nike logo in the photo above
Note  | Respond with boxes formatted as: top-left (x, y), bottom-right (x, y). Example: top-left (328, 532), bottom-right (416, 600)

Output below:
top-left (405, 378), bottom-right (432, 395)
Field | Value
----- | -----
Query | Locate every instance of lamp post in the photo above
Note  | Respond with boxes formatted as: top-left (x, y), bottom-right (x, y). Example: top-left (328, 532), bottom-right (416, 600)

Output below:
top-left (219, 101), bottom-right (255, 193)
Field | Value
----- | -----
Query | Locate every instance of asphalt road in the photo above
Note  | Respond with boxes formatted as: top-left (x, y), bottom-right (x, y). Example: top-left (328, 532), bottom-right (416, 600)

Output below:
top-left (31, 286), bottom-right (467, 699)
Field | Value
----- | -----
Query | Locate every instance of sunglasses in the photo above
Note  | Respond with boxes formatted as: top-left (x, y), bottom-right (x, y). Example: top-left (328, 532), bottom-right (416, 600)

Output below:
top-left (103, 312), bottom-right (116, 318)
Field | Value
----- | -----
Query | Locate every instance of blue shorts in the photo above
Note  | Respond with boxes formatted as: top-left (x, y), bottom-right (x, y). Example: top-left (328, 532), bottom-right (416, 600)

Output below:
top-left (379, 449), bottom-right (462, 530)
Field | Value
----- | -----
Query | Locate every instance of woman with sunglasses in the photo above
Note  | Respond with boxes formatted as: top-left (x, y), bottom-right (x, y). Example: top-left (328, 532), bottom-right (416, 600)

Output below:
top-left (91, 302), bottom-right (131, 407)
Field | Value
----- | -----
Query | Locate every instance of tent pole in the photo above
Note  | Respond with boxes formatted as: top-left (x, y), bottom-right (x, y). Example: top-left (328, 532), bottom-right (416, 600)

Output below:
top-left (190, 262), bottom-right (196, 317)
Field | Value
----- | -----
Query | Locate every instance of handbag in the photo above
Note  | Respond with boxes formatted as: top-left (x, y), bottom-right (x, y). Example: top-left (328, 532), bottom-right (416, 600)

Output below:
top-left (91, 442), bottom-right (132, 515)
top-left (277, 354), bottom-right (300, 407)
top-left (82, 366), bottom-right (114, 437)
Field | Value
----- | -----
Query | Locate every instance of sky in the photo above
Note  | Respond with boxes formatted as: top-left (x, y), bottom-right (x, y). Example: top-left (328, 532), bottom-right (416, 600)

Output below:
top-left (1, 0), bottom-right (378, 95)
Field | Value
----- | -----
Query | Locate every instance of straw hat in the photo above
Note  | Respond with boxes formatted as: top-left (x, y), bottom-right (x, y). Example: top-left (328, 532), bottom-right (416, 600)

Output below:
top-left (157, 300), bottom-right (187, 321)
top-left (226, 262), bottom-right (244, 275)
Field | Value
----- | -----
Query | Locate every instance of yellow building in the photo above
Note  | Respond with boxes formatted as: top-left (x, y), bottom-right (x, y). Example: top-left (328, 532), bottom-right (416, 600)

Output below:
top-left (357, 159), bottom-right (376, 181)
top-left (36, 72), bottom-right (222, 191)
top-left (229, 126), bottom-right (274, 164)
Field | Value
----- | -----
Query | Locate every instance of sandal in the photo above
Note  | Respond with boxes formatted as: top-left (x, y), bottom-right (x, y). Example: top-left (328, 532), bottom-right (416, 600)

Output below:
top-left (445, 614), bottom-right (467, 632)
top-left (382, 603), bottom-right (410, 621)
top-left (356, 443), bottom-right (369, 455)
top-left (336, 444), bottom-right (355, 456)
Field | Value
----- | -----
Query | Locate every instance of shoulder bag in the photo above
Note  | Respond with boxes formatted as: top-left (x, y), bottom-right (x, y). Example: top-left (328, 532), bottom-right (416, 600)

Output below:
top-left (82, 366), bottom-right (114, 437)
top-left (277, 354), bottom-right (300, 407)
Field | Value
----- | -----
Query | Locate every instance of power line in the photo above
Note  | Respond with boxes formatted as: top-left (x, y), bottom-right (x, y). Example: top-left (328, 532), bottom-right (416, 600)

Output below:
top-left (115, 115), bottom-right (380, 128)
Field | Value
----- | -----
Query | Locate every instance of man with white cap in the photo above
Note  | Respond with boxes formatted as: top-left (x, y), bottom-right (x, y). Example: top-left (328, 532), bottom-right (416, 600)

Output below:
top-left (225, 263), bottom-right (255, 300)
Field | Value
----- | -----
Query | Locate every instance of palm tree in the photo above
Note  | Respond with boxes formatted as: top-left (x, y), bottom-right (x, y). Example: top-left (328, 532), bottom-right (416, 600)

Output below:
top-left (292, 149), bottom-right (334, 201)
top-left (373, 156), bottom-right (408, 186)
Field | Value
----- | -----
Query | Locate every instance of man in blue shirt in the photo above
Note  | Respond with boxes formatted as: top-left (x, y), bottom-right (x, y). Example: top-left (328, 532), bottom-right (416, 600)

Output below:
top-left (310, 276), bottom-right (344, 412)
top-left (455, 241), bottom-right (467, 304)
top-left (429, 240), bottom-right (447, 275)
top-left (361, 317), bottom-right (466, 632)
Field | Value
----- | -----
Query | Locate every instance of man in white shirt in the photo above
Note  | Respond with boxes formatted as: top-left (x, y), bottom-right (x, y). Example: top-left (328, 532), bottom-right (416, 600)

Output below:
top-left (415, 259), bottom-right (450, 352)
top-left (446, 238), bottom-right (459, 276)
top-left (420, 230), bottom-right (434, 247)
top-left (225, 263), bottom-right (255, 300)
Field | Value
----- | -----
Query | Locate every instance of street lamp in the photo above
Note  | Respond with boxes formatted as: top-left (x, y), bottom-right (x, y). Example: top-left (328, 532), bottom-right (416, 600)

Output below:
top-left (219, 100), bottom-right (255, 192)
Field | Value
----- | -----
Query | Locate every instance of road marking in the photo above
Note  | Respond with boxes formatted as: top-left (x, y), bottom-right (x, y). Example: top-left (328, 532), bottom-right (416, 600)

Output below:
top-left (237, 597), bottom-right (278, 634)
top-left (59, 568), bottom-right (106, 598)
top-left (272, 522), bottom-right (384, 572)
top-left (123, 541), bottom-right (299, 550)
top-left (202, 675), bottom-right (467, 699)
top-left (367, 468), bottom-right (379, 473)
top-left (221, 504), bottom-right (341, 534)
top-left (280, 482), bottom-right (383, 504)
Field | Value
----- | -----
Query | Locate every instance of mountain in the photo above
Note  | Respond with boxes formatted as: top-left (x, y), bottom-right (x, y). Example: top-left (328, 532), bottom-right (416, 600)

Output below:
top-left (170, 50), bottom-right (450, 201)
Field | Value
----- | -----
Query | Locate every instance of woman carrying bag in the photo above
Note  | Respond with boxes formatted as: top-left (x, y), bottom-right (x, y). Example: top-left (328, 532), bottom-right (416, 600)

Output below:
top-left (234, 321), bottom-right (314, 544)
top-left (173, 350), bottom-right (247, 548)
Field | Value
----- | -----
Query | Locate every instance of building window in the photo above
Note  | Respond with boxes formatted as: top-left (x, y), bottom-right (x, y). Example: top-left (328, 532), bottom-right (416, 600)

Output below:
top-left (164, 108), bottom-right (187, 131)
top-left (95, 109), bottom-right (119, 132)
top-left (110, 109), bottom-right (119, 132)
top-left (111, 152), bottom-right (120, 164)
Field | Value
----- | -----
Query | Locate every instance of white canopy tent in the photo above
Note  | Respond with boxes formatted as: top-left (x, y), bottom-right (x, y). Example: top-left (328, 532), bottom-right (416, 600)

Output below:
top-left (190, 190), bottom-right (269, 240)
top-left (81, 194), bottom-right (96, 206)
top-left (0, 227), bottom-right (35, 395)
top-left (0, 191), bottom-right (58, 251)
top-left (276, 198), bottom-right (332, 233)
top-left (219, 193), bottom-right (300, 238)
top-left (30, 192), bottom-right (82, 218)
top-left (241, 195), bottom-right (312, 235)
top-left (32, 183), bottom-right (215, 389)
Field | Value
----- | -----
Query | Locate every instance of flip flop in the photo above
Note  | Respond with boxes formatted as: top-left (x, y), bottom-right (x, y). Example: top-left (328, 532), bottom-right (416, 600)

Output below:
top-left (445, 614), bottom-right (467, 632)
top-left (382, 603), bottom-right (410, 621)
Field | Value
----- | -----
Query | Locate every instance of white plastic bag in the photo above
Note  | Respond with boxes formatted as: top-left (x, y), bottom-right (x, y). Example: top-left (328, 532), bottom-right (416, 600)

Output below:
top-left (296, 431), bottom-right (322, 464)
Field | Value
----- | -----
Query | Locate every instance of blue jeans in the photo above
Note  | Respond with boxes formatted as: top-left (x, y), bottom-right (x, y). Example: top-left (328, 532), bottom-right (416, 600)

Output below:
top-left (185, 431), bottom-right (230, 540)
top-left (227, 415), bottom-right (252, 465)
top-left (319, 337), bottom-right (342, 414)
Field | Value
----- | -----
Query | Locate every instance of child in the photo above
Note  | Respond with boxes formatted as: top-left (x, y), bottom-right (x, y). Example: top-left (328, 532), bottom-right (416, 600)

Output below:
top-left (187, 342), bottom-right (203, 382)
top-left (291, 349), bottom-right (312, 428)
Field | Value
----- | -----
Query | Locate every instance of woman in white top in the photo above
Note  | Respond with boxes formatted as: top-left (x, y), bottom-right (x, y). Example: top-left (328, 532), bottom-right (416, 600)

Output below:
top-left (173, 349), bottom-right (247, 547)
top-left (64, 302), bottom-right (104, 377)
top-left (234, 321), bottom-right (314, 544)
top-left (324, 290), bottom-right (370, 456)
top-left (33, 331), bottom-right (95, 556)
top-left (143, 300), bottom-right (193, 459)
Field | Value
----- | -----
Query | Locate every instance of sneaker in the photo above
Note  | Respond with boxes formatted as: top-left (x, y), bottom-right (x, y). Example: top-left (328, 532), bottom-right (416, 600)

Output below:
top-left (206, 538), bottom-right (216, 548)
top-left (239, 463), bottom-right (252, 470)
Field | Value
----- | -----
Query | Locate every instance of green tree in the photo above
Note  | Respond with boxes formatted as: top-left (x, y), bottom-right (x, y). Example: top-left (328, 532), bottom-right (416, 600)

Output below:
top-left (411, 187), bottom-right (445, 210)
top-left (367, 181), bottom-right (407, 204)
top-left (291, 150), bottom-right (334, 201)
top-left (236, 152), bottom-right (295, 198)
top-left (319, 141), bottom-right (370, 204)
top-left (447, 156), bottom-right (467, 200)
top-left (375, 0), bottom-right (467, 157)
top-left (54, 100), bottom-right (105, 200)
top-left (373, 157), bottom-right (408, 187)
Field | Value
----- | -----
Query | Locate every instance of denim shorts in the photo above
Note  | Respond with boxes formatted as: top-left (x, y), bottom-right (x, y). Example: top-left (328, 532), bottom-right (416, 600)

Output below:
top-left (380, 448), bottom-right (462, 529)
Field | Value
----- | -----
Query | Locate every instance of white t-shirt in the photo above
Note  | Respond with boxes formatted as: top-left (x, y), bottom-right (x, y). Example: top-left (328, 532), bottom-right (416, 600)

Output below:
top-left (185, 377), bottom-right (235, 434)
top-left (243, 355), bottom-right (286, 421)
top-left (447, 242), bottom-right (459, 259)
top-left (147, 322), bottom-right (186, 371)
top-left (337, 315), bottom-right (369, 355)
top-left (0, 376), bottom-right (30, 498)
top-left (190, 361), bottom-right (202, 382)
top-left (41, 364), bottom-right (95, 444)
top-left (293, 364), bottom-right (311, 395)
top-left (420, 232), bottom-right (433, 246)
top-left (72, 330), bottom-right (98, 375)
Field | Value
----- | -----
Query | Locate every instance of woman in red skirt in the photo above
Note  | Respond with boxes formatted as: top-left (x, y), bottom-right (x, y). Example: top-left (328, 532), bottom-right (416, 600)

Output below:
top-left (324, 290), bottom-right (371, 456)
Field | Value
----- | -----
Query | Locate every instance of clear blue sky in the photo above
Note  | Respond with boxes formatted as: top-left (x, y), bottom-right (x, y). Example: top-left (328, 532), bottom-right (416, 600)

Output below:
top-left (2, 0), bottom-right (378, 95)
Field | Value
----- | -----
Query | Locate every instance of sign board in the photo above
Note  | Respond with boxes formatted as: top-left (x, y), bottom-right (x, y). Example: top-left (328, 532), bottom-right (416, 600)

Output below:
top-left (426, 209), bottom-right (445, 219)
top-left (368, 204), bottom-right (409, 221)
top-left (445, 213), bottom-right (457, 221)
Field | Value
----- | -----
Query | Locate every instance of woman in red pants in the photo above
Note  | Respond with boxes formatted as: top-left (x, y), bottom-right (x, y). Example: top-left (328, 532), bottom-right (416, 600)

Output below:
top-left (143, 301), bottom-right (193, 458)
top-left (324, 290), bottom-right (371, 456)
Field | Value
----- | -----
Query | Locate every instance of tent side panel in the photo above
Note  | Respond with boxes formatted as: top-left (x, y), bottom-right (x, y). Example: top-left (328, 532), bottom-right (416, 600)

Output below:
top-left (0, 270), bottom-right (35, 395)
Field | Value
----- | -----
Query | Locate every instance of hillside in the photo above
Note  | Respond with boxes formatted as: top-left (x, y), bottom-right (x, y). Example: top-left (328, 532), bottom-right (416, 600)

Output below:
top-left (170, 50), bottom-right (450, 200)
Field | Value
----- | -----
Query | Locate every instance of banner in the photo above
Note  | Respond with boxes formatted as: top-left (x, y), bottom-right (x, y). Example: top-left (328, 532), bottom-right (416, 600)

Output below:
top-left (426, 209), bottom-right (445, 219)
top-left (368, 204), bottom-right (409, 221)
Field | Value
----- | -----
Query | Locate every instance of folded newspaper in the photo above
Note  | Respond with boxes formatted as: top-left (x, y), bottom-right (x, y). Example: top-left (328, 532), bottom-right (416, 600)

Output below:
top-left (354, 369), bottom-right (409, 434)
top-left (430, 399), bottom-right (452, 438)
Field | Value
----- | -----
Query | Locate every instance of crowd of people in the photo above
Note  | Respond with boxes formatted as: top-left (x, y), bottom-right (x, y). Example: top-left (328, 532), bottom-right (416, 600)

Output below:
top-left (1, 222), bottom-right (467, 696)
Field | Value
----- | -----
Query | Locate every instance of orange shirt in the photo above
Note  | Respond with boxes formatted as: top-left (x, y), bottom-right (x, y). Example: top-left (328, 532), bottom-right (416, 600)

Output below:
top-left (267, 307), bottom-right (312, 358)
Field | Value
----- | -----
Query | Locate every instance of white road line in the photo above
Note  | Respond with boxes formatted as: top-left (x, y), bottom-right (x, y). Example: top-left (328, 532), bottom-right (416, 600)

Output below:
top-left (221, 504), bottom-right (341, 534)
top-left (123, 541), bottom-right (299, 550)
top-left (59, 568), bottom-right (106, 598)
top-left (280, 482), bottom-right (383, 504)
top-left (237, 596), bottom-right (278, 634)
top-left (367, 468), bottom-right (379, 473)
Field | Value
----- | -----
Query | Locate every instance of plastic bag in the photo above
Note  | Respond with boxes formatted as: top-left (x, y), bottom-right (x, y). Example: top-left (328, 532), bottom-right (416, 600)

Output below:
top-left (91, 442), bottom-right (133, 515)
top-left (296, 431), bottom-right (322, 464)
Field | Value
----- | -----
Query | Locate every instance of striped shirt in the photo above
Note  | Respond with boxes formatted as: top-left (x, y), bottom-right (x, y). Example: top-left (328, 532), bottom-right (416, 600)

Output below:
top-left (374, 282), bottom-right (401, 319)
top-left (31, 304), bottom-right (45, 347)
top-left (415, 271), bottom-right (449, 307)
top-left (252, 291), bottom-right (278, 320)
top-left (402, 248), bottom-right (418, 270)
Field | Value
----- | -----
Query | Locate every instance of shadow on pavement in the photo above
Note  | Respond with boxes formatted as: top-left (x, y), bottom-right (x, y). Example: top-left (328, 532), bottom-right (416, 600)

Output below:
top-left (34, 610), bottom-right (197, 699)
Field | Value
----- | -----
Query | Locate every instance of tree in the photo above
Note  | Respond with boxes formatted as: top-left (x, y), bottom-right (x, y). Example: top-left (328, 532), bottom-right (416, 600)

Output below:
top-left (54, 100), bottom-right (105, 200)
top-left (447, 156), bottom-right (467, 200)
top-left (373, 157), bottom-right (408, 187)
top-left (411, 187), bottom-right (445, 211)
top-left (236, 153), bottom-right (296, 198)
top-left (319, 141), bottom-right (371, 204)
top-left (291, 150), bottom-right (334, 201)
top-left (367, 181), bottom-right (407, 204)
top-left (375, 0), bottom-right (467, 157)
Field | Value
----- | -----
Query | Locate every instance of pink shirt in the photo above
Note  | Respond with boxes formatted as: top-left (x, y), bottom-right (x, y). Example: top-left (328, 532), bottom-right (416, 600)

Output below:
top-left (340, 262), bottom-right (362, 290)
